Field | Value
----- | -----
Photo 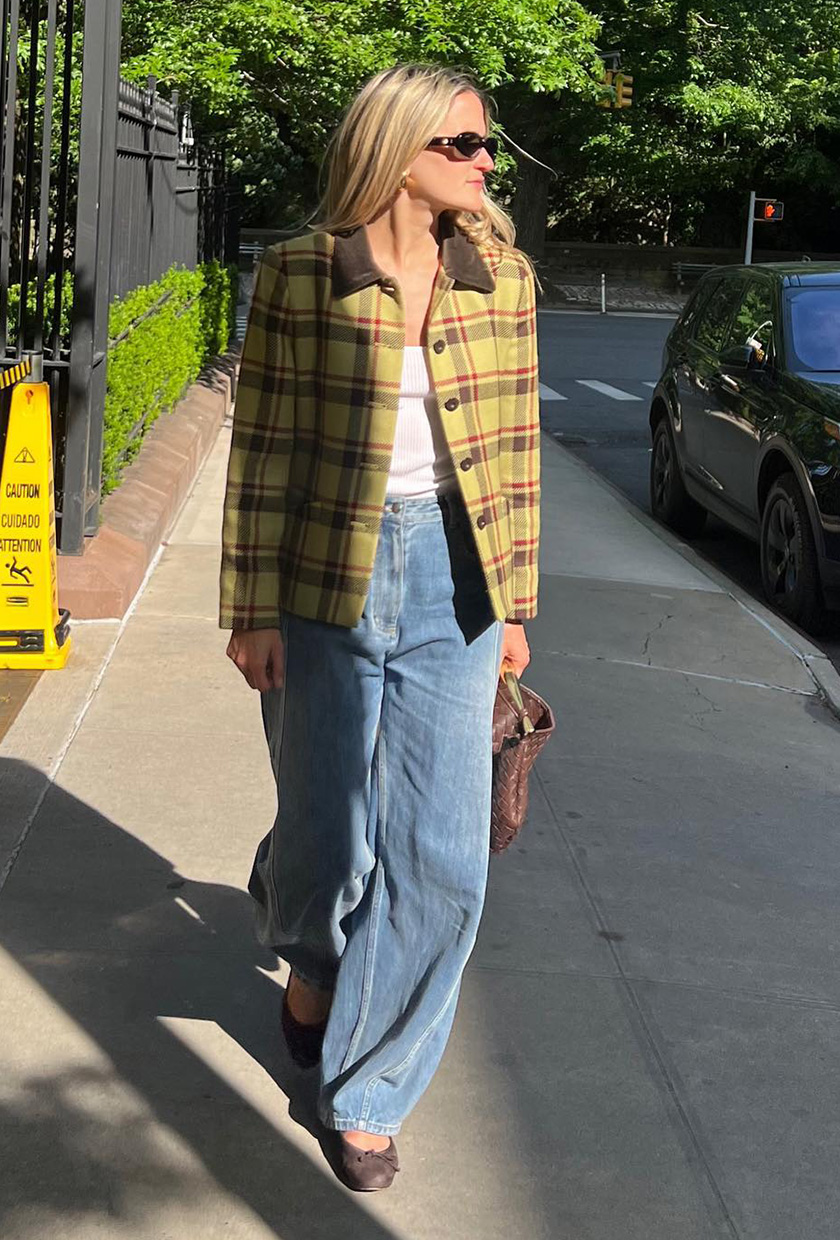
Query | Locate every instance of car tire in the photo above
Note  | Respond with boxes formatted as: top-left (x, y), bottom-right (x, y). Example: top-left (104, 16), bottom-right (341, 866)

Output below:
top-left (650, 417), bottom-right (707, 538)
top-left (760, 473), bottom-right (829, 634)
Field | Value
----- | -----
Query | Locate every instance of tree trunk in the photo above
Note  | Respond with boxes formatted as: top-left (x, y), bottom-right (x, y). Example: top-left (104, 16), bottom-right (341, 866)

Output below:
top-left (511, 157), bottom-right (550, 260)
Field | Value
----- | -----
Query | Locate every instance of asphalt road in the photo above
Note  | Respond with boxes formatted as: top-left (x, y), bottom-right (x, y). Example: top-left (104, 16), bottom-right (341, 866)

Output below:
top-left (536, 308), bottom-right (840, 666)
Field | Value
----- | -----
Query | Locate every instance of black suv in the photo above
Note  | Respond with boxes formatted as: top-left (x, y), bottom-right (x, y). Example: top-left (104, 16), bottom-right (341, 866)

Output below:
top-left (649, 263), bottom-right (840, 632)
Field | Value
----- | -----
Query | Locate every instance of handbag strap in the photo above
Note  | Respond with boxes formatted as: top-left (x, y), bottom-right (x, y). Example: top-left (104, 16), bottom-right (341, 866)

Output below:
top-left (503, 671), bottom-right (536, 734)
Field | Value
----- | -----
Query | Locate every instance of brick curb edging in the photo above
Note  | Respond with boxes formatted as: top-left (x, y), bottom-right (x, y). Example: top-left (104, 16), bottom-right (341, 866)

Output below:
top-left (58, 352), bottom-right (239, 620)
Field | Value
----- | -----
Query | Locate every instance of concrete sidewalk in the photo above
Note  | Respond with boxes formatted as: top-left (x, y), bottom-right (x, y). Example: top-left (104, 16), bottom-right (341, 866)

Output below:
top-left (2, 422), bottom-right (839, 1239)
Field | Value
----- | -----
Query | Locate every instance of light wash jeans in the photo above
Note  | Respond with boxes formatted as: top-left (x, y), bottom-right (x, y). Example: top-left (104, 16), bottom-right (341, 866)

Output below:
top-left (249, 491), bottom-right (504, 1135)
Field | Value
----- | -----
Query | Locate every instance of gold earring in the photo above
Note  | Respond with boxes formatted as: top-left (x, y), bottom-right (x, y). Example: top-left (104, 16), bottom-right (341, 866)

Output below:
top-left (399, 173), bottom-right (408, 190)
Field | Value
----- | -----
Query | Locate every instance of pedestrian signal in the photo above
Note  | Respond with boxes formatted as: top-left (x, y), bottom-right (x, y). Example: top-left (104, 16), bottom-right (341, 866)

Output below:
top-left (0, 367), bottom-right (71, 669)
top-left (755, 199), bottom-right (784, 222)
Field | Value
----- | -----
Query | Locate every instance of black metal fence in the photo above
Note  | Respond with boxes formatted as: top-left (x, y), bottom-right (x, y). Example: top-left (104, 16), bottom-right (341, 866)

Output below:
top-left (112, 79), bottom-right (230, 300)
top-left (0, 0), bottom-right (236, 554)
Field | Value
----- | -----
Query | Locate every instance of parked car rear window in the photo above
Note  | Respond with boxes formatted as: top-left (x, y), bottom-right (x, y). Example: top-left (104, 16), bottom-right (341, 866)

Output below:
top-left (787, 288), bottom-right (840, 372)
top-left (693, 279), bottom-right (744, 351)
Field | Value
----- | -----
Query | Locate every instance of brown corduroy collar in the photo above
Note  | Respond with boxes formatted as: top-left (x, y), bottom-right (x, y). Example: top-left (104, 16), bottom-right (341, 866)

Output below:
top-left (331, 215), bottom-right (496, 298)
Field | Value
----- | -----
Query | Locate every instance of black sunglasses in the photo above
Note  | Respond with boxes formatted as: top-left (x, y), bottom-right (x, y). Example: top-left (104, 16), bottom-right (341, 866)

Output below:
top-left (426, 132), bottom-right (499, 160)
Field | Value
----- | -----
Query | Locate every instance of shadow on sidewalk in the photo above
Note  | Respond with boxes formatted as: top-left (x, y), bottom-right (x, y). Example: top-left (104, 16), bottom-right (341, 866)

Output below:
top-left (0, 758), bottom-right (398, 1238)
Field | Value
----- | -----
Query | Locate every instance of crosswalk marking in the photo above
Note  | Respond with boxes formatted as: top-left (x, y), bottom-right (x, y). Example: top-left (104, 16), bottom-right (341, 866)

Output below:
top-left (643, 381), bottom-right (657, 389)
top-left (576, 380), bottom-right (643, 402)
top-left (539, 383), bottom-right (567, 401)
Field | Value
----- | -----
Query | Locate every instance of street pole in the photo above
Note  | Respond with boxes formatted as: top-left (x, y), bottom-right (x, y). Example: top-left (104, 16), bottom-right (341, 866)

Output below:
top-left (600, 272), bottom-right (606, 314)
top-left (744, 191), bottom-right (756, 265)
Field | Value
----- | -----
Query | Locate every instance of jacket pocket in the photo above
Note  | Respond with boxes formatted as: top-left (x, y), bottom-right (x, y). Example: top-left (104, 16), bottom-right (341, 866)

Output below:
top-left (300, 500), bottom-right (378, 534)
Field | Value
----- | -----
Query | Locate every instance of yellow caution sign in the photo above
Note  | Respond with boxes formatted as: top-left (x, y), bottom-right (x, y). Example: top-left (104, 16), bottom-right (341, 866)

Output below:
top-left (0, 363), bottom-right (71, 669)
top-left (0, 356), bottom-right (32, 391)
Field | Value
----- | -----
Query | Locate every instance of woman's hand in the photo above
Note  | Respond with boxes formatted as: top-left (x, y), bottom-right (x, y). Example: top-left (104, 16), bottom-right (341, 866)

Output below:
top-left (499, 622), bottom-right (530, 680)
top-left (227, 628), bottom-right (285, 692)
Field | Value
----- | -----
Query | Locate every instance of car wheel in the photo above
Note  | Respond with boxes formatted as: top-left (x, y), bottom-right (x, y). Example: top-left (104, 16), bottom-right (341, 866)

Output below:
top-left (650, 418), bottom-right (707, 538)
top-left (760, 473), bottom-right (828, 634)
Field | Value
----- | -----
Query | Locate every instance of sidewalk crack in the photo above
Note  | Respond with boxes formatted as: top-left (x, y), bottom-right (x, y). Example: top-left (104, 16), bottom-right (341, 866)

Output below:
top-left (641, 613), bottom-right (674, 665)
top-left (688, 677), bottom-right (724, 729)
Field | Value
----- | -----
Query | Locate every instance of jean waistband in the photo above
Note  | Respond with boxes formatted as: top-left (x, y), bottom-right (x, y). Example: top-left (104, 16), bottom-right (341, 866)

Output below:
top-left (382, 493), bottom-right (455, 524)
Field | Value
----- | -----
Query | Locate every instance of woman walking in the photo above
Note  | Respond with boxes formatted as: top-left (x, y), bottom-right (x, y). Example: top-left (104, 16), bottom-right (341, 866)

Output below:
top-left (220, 62), bottom-right (540, 1192)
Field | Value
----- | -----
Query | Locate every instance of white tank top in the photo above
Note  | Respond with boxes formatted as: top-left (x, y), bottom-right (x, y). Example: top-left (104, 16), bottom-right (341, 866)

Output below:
top-left (386, 346), bottom-right (457, 498)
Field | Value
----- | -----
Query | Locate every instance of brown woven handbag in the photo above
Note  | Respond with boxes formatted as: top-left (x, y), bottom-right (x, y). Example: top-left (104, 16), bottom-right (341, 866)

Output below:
top-left (491, 672), bottom-right (556, 854)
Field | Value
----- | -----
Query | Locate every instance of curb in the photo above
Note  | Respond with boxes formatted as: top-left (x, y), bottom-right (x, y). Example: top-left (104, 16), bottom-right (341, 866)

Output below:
top-left (541, 300), bottom-right (683, 316)
top-left (547, 434), bottom-right (840, 721)
top-left (538, 307), bottom-right (680, 321)
top-left (58, 353), bottom-right (239, 620)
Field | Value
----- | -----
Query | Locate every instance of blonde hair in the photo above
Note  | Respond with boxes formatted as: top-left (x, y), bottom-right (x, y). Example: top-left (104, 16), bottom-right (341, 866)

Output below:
top-left (309, 63), bottom-right (528, 266)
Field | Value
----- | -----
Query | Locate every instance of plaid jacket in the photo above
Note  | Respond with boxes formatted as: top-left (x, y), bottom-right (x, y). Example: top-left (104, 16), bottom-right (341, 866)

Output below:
top-left (220, 217), bottom-right (540, 630)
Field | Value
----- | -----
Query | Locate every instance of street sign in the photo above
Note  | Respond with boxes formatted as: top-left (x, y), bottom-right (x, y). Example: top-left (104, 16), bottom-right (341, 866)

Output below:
top-left (755, 199), bottom-right (784, 222)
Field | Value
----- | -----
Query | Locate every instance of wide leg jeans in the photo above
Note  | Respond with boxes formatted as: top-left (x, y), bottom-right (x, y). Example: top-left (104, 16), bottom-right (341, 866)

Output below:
top-left (250, 492), bottom-right (504, 1135)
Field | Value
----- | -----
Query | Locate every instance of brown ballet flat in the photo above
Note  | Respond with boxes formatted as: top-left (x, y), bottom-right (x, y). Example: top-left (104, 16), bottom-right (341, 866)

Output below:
top-left (336, 1135), bottom-right (400, 1192)
top-left (281, 986), bottom-right (328, 1069)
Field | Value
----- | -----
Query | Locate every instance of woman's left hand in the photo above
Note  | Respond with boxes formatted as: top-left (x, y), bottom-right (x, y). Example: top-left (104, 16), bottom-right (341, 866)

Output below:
top-left (499, 622), bottom-right (530, 680)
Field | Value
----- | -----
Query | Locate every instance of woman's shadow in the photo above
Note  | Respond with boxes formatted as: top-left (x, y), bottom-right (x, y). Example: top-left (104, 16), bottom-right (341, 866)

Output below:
top-left (0, 757), bottom-right (400, 1238)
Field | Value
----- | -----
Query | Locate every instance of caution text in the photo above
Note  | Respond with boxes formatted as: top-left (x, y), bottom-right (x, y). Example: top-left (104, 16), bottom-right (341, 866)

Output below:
top-left (5, 482), bottom-right (40, 499)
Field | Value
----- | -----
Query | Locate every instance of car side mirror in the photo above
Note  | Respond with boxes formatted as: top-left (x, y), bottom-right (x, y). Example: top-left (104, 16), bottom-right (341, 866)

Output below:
top-left (719, 344), bottom-right (756, 370)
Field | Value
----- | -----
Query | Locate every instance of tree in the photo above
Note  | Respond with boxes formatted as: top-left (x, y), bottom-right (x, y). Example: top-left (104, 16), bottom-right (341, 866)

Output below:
top-left (547, 0), bottom-right (840, 248)
top-left (121, 0), bottom-right (840, 252)
top-left (120, 0), bottom-right (602, 235)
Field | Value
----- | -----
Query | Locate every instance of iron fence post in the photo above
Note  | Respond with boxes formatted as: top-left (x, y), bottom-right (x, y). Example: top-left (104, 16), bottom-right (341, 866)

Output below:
top-left (0, 0), bottom-right (21, 356)
top-left (33, 0), bottom-right (59, 353)
top-left (63, 0), bottom-right (122, 552)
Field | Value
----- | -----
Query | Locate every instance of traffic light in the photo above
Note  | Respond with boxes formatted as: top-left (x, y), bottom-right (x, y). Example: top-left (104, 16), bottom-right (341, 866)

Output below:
top-left (598, 69), bottom-right (615, 106)
top-left (614, 73), bottom-right (634, 108)
top-left (755, 199), bottom-right (784, 222)
top-left (598, 68), bottom-right (633, 108)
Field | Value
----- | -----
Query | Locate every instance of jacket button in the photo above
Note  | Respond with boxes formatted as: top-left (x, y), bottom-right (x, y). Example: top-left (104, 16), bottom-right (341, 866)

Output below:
top-left (460, 458), bottom-right (472, 471)
top-left (444, 397), bottom-right (459, 411)
top-left (476, 514), bottom-right (487, 530)
top-left (433, 339), bottom-right (445, 353)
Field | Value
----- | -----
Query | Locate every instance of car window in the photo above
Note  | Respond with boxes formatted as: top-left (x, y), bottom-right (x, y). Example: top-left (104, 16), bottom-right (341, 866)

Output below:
top-left (693, 278), bottom-right (744, 351)
top-left (786, 288), bottom-right (840, 372)
top-left (725, 280), bottom-right (775, 364)
top-left (679, 277), bottom-right (720, 338)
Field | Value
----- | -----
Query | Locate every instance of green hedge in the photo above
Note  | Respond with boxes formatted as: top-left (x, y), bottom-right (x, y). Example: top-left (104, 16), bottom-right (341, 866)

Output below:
top-left (6, 260), bottom-right (237, 496)
top-left (103, 259), bottom-right (237, 493)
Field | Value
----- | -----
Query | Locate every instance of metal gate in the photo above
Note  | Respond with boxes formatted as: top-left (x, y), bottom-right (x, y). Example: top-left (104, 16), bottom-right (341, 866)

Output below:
top-left (0, 0), bottom-right (235, 553)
